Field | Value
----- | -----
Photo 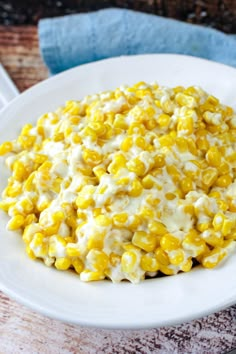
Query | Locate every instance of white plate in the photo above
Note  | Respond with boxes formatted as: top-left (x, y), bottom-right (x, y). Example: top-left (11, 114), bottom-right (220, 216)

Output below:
top-left (0, 54), bottom-right (236, 329)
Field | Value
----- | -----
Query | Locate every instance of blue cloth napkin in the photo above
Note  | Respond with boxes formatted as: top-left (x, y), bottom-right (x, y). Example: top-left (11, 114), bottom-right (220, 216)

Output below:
top-left (39, 8), bottom-right (236, 75)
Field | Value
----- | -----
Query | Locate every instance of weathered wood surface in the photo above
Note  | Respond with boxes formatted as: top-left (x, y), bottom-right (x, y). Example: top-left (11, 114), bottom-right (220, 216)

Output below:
top-left (0, 26), bottom-right (236, 354)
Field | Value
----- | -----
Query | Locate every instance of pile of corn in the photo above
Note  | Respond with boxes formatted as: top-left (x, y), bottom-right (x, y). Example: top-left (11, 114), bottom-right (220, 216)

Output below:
top-left (0, 81), bottom-right (236, 283)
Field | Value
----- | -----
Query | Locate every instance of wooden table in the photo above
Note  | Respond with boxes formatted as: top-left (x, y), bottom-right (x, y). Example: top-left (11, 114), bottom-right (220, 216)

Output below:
top-left (0, 25), bottom-right (236, 354)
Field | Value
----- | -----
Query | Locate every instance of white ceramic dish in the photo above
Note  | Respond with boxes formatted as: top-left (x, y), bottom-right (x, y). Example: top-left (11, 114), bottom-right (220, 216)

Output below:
top-left (0, 54), bottom-right (236, 329)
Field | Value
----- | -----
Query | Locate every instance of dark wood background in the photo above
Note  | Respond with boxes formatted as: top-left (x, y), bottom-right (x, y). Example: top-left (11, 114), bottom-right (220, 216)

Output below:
top-left (0, 0), bottom-right (236, 33)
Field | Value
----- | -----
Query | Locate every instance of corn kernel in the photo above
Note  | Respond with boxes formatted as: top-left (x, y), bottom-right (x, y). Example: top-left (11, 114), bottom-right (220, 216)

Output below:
top-left (140, 254), bottom-right (159, 272)
top-left (169, 249), bottom-right (185, 265)
top-left (121, 251), bottom-right (137, 273)
top-left (80, 269), bottom-right (105, 281)
top-left (215, 175), bottom-right (232, 188)
top-left (148, 221), bottom-right (167, 235)
top-left (160, 234), bottom-right (180, 251)
top-left (132, 231), bottom-right (157, 252)
top-left (155, 248), bottom-right (170, 265)
top-left (113, 212), bottom-right (128, 226)
top-left (55, 258), bottom-right (71, 270)
top-left (66, 247), bottom-right (81, 257)
top-left (206, 147), bottom-right (221, 167)
top-left (95, 215), bottom-right (112, 227)
top-left (7, 214), bottom-right (25, 230)
top-left (72, 259), bottom-right (84, 274)
top-left (0, 141), bottom-right (13, 156)
top-left (128, 178), bottom-right (143, 197)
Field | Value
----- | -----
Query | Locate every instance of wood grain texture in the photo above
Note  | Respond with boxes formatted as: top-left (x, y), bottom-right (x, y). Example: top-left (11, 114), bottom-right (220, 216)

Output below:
top-left (0, 26), bottom-right (48, 92)
top-left (0, 25), bottom-right (236, 354)
top-left (0, 290), bottom-right (236, 354)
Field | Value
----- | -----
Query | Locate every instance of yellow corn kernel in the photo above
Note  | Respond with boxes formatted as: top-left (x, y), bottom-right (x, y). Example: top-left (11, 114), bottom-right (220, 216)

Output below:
top-left (180, 258), bottom-right (193, 272)
top-left (76, 196), bottom-right (94, 209)
top-left (177, 117), bottom-right (194, 135)
top-left (113, 114), bottom-right (128, 129)
top-left (113, 212), bottom-right (128, 227)
top-left (218, 162), bottom-right (230, 176)
top-left (216, 199), bottom-right (228, 211)
top-left (208, 191), bottom-right (221, 199)
top-left (87, 232), bottom-right (105, 250)
top-left (175, 93), bottom-right (196, 108)
top-left (18, 135), bottom-right (36, 149)
top-left (0, 200), bottom-right (15, 212)
top-left (26, 245), bottom-right (36, 260)
top-left (135, 136), bottom-right (146, 149)
top-left (229, 199), bottom-right (236, 212)
top-left (201, 168), bottom-right (218, 188)
top-left (222, 218), bottom-right (235, 236)
top-left (93, 166), bottom-right (106, 179)
top-left (166, 165), bottom-right (180, 183)
top-left (146, 196), bottom-right (160, 208)
top-left (82, 149), bottom-right (102, 166)
top-left (159, 265), bottom-right (174, 275)
top-left (148, 221), bottom-right (167, 236)
top-left (127, 157), bottom-right (146, 176)
top-left (128, 178), bottom-right (143, 197)
top-left (109, 253), bottom-right (121, 267)
top-left (5, 183), bottom-right (22, 197)
top-left (72, 259), bottom-right (84, 274)
top-left (24, 172), bottom-right (35, 192)
top-left (20, 198), bottom-right (34, 214)
top-left (140, 254), bottom-right (159, 272)
top-left (186, 138), bottom-right (197, 155)
top-left (121, 136), bottom-right (133, 152)
top-left (128, 215), bottom-right (141, 231)
top-left (182, 230), bottom-right (206, 256)
top-left (160, 234), bottom-right (180, 251)
top-left (176, 137), bottom-right (189, 152)
top-left (145, 119), bottom-right (157, 130)
top-left (52, 211), bottom-right (64, 223)
top-left (203, 232), bottom-right (224, 247)
top-left (157, 113), bottom-right (170, 127)
top-left (55, 257), bottom-right (71, 270)
top-left (155, 248), bottom-right (170, 266)
top-left (24, 213), bottom-right (38, 226)
top-left (206, 147), bottom-right (222, 167)
top-left (66, 247), bottom-right (81, 257)
top-left (108, 154), bottom-right (126, 174)
top-left (0, 141), bottom-right (13, 155)
top-left (165, 192), bottom-right (176, 201)
top-left (128, 122), bottom-right (145, 135)
top-left (169, 249), bottom-right (185, 265)
top-left (184, 205), bottom-right (194, 215)
top-left (95, 214), bottom-right (112, 227)
top-left (212, 213), bottom-right (224, 232)
top-left (121, 251), bottom-right (137, 273)
top-left (87, 249), bottom-right (109, 272)
top-left (7, 214), bottom-right (25, 230)
top-left (159, 135), bottom-right (174, 147)
top-left (197, 222), bottom-right (211, 232)
top-left (154, 154), bottom-right (165, 168)
top-left (32, 232), bottom-right (44, 247)
top-left (116, 176), bottom-right (130, 186)
top-left (13, 160), bottom-right (26, 181)
top-left (80, 269), bottom-right (105, 281)
top-left (207, 95), bottom-right (219, 106)
top-left (201, 248), bottom-right (226, 268)
top-left (142, 174), bottom-right (154, 189)
top-left (215, 174), bottom-right (232, 188)
top-left (132, 231), bottom-right (157, 252)
top-left (196, 136), bottom-right (209, 151)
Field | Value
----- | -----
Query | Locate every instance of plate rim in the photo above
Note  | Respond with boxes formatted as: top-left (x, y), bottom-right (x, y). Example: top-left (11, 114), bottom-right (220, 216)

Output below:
top-left (0, 53), bottom-right (236, 329)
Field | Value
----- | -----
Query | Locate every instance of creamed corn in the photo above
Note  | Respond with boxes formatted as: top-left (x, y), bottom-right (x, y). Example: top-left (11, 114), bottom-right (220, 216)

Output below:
top-left (0, 81), bottom-right (236, 283)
